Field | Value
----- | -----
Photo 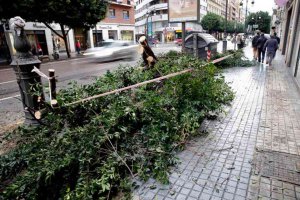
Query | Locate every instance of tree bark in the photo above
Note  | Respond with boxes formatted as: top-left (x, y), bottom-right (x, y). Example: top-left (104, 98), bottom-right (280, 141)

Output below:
top-left (60, 23), bottom-right (71, 58)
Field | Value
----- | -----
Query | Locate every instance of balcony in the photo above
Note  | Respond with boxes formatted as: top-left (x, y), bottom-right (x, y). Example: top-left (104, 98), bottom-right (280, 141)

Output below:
top-left (109, 0), bottom-right (133, 7)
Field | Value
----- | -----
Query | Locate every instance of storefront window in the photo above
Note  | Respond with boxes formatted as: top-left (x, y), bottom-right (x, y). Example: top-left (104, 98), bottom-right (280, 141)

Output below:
top-left (52, 31), bottom-right (68, 52)
top-left (26, 30), bottom-right (48, 56)
top-left (108, 30), bottom-right (118, 40)
top-left (0, 26), bottom-right (11, 63)
top-left (93, 30), bottom-right (103, 47)
top-left (121, 30), bottom-right (133, 41)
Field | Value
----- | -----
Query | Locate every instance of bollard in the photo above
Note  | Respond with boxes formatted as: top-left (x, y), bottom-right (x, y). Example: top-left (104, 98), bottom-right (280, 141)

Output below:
top-left (9, 16), bottom-right (44, 126)
top-left (49, 69), bottom-right (58, 107)
top-left (207, 49), bottom-right (211, 62)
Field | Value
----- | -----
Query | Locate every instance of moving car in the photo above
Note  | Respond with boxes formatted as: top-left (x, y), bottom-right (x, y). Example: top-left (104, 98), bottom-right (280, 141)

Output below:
top-left (174, 38), bottom-right (182, 46)
top-left (83, 40), bottom-right (138, 62)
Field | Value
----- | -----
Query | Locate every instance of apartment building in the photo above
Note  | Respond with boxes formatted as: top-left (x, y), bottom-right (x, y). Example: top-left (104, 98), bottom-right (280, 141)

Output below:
top-left (86, 0), bottom-right (135, 48)
top-left (275, 0), bottom-right (300, 87)
top-left (207, 0), bottom-right (223, 16)
top-left (134, 0), bottom-right (207, 43)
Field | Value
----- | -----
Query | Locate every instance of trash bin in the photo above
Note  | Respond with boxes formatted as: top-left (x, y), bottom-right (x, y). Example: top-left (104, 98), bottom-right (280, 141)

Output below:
top-left (185, 33), bottom-right (219, 59)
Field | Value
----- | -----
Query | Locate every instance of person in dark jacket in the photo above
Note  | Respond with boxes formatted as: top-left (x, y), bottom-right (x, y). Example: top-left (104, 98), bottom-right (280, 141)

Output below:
top-left (252, 31), bottom-right (260, 60)
top-left (256, 33), bottom-right (267, 63)
top-left (274, 32), bottom-right (280, 57)
top-left (263, 35), bottom-right (279, 67)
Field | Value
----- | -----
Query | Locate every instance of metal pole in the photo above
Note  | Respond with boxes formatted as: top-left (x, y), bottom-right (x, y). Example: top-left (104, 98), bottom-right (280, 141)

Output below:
top-left (223, 0), bottom-right (228, 53)
top-left (146, 14), bottom-right (149, 42)
top-left (95, 24), bottom-right (98, 47)
top-left (245, 0), bottom-right (248, 33)
top-left (182, 22), bottom-right (186, 53)
top-left (193, 33), bottom-right (198, 57)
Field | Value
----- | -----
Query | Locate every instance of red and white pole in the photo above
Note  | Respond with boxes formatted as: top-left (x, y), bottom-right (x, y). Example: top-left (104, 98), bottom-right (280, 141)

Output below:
top-left (207, 50), bottom-right (211, 62)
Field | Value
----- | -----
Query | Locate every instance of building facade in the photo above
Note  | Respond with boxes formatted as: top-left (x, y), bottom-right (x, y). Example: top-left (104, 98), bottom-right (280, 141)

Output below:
top-left (0, 21), bottom-right (75, 62)
top-left (134, 0), bottom-right (207, 43)
top-left (207, 0), bottom-right (223, 16)
top-left (87, 0), bottom-right (135, 48)
top-left (274, 0), bottom-right (300, 87)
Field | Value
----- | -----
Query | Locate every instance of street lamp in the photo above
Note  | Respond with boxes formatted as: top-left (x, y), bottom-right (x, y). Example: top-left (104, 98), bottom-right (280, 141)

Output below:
top-left (240, 0), bottom-right (255, 34)
top-left (145, 10), bottom-right (155, 43)
top-left (223, 0), bottom-right (229, 53)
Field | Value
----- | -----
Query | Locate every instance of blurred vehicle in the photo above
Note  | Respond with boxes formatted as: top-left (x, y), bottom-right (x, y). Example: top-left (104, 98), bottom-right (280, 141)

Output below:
top-left (83, 40), bottom-right (138, 62)
top-left (148, 38), bottom-right (159, 45)
top-left (174, 38), bottom-right (182, 46)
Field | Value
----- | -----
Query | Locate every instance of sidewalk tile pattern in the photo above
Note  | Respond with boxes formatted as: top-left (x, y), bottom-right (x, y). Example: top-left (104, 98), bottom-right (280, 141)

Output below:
top-left (133, 46), bottom-right (300, 200)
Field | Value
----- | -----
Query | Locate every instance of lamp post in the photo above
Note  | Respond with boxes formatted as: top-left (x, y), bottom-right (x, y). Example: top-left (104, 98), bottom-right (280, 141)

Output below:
top-left (222, 0), bottom-right (228, 53)
top-left (240, 0), bottom-right (255, 34)
top-left (145, 10), bottom-right (155, 43)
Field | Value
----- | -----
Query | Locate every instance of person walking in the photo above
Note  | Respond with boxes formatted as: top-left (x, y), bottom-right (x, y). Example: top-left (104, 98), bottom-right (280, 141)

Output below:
top-left (256, 33), bottom-right (267, 63)
top-left (237, 35), bottom-right (242, 49)
top-left (252, 31), bottom-right (260, 60)
top-left (263, 35), bottom-right (279, 68)
top-left (75, 40), bottom-right (81, 54)
top-left (273, 32), bottom-right (280, 57)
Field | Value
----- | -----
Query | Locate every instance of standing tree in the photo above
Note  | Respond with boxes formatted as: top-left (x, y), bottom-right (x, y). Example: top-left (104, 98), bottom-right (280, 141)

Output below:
top-left (201, 13), bottom-right (223, 33)
top-left (0, 0), bottom-right (108, 58)
top-left (246, 11), bottom-right (271, 33)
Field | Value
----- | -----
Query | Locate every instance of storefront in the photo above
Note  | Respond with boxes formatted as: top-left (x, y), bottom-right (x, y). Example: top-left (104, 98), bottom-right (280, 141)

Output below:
top-left (0, 25), bottom-right (11, 64)
top-left (88, 23), bottom-right (135, 48)
top-left (74, 27), bottom-right (88, 50)
top-left (121, 30), bottom-right (134, 41)
top-left (26, 30), bottom-right (48, 56)
top-left (93, 30), bottom-right (103, 47)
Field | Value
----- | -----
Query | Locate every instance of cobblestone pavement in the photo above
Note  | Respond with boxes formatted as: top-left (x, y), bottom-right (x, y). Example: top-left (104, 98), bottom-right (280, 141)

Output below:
top-left (133, 45), bottom-right (300, 200)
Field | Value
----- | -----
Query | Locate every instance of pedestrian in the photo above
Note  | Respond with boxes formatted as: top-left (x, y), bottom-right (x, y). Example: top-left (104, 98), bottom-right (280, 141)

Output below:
top-left (31, 44), bottom-right (37, 55)
top-left (263, 35), bottom-right (279, 68)
top-left (237, 35), bottom-right (242, 49)
top-left (274, 32), bottom-right (280, 57)
top-left (75, 40), bottom-right (81, 54)
top-left (256, 33), bottom-right (267, 63)
top-left (252, 30), bottom-right (260, 60)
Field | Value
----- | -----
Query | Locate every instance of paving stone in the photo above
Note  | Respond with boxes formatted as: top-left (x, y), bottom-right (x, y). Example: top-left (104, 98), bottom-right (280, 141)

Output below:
top-left (189, 190), bottom-right (201, 198)
top-left (223, 192), bottom-right (235, 200)
top-left (236, 188), bottom-right (247, 197)
top-left (199, 192), bottom-right (211, 200)
top-left (179, 187), bottom-right (190, 196)
top-left (271, 192), bottom-right (284, 200)
top-left (283, 189), bottom-right (296, 197)
top-left (175, 193), bottom-right (187, 200)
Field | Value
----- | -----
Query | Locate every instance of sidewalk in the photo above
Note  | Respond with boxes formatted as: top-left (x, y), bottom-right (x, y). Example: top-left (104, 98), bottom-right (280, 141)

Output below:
top-left (133, 45), bottom-right (300, 199)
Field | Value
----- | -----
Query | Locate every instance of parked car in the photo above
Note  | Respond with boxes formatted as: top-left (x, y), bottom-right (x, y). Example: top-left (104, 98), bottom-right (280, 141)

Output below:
top-left (174, 38), bottom-right (182, 46)
top-left (148, 38), bottom-right (159, 45)
top-left (83, 40), bottom-right (138, 62)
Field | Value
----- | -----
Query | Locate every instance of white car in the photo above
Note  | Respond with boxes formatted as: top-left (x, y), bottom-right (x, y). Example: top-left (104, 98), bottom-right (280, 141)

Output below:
top-left (83, 40), bottom-right (138, 62)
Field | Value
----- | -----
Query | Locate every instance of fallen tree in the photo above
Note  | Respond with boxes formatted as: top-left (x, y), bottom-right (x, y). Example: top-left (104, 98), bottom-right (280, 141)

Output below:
top-left (0, 51), bottom-right (234, 199)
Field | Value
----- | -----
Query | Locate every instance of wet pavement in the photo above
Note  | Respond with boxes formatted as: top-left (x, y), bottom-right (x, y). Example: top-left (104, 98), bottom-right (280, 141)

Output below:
top-left (133, 44), bottom-right (300, 199)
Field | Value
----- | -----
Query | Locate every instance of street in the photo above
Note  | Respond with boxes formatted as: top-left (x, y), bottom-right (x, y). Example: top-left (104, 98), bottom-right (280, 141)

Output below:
top-left (0, 44), bottom-right (181, 127)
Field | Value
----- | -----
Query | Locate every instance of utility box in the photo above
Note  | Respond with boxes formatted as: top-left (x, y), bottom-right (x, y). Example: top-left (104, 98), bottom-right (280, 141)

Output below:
top-left (185, 33), bottom-right (218, 59)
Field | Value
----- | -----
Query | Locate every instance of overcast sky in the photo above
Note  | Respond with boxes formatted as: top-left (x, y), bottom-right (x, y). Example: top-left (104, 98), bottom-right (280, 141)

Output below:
top-left (245, 0), bottom-right (276, 15)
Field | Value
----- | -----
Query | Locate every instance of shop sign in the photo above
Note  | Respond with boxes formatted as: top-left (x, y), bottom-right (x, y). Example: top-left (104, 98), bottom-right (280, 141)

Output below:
top-left (98, 25), bottom-right (113, 29)
top-left (33, 23), bottom-right (46, 29)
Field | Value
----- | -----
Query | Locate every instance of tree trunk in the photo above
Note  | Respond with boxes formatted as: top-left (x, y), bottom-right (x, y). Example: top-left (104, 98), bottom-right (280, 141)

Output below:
top-left (60, 24), bottom-right (70, 58)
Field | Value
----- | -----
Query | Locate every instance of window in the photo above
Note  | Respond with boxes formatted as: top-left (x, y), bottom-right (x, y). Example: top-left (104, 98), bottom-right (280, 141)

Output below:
top-left (109, 9), bottom-right (116, 18)
top-left (123, 10), bottom-right (129, 19)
